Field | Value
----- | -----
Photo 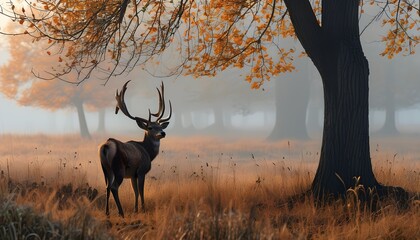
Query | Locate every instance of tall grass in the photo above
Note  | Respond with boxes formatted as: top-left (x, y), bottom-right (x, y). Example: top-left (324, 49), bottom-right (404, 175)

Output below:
top-left (0, 134), bottom-right (419, 239)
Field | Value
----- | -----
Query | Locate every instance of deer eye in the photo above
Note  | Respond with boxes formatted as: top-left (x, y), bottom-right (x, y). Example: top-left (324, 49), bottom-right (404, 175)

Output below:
top-left (147, 126), bottom-right (153, 130)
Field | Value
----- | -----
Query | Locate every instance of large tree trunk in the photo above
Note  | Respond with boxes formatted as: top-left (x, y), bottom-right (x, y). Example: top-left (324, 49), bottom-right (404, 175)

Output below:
top-left (74, 99), bottom-right (91, 139)
top-left (268, 63), bottom-right (310, 140)
top-left (312, 41), bottom-right (377, 196)
top-left (284, 0), bottom-right (408, 203)
top-left (285, 0), bottom-right (377, 196)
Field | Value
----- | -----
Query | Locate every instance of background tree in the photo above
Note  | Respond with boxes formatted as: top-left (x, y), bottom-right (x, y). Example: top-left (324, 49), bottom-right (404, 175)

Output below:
top-left (268, 57), bottom-right (311, 140)
top-left (144, 72), bottom-right (273, 136)
top-left (0, 32), bottom-right (116, 138)
top-left (0, 0), bottom-right (418, 202)
top-left (183, 73), bottom-right (272, 134)
top-left (370, 53), bottom-right (420, 135)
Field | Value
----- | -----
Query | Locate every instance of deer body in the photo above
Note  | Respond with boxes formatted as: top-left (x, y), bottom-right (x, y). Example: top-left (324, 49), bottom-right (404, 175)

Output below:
top-left (99, 81), bottom-right (171, 217)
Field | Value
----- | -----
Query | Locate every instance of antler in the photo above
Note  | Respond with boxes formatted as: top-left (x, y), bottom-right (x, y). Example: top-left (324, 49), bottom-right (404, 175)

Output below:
top-left (159, 100), bottom-right (172, 123)
top-left (115, 80), bottom-right (135, 119)
top-left (115, 80), bottom-right (149, 124)
top-left (151, 82), bottom-right (165, 119)
top-left (115, 80), bottom-right (172, 126)
top-left (151, 82), bottom-right (172, 123)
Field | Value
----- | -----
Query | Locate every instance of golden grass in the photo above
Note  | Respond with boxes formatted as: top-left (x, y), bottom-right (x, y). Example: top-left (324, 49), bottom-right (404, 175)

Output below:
top-left (0, 134), bottom-right (419, 239)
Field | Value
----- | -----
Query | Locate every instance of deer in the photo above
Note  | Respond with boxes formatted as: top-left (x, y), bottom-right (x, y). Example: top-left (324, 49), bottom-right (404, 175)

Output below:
top-left (99, 80), bottom-right (172, 217)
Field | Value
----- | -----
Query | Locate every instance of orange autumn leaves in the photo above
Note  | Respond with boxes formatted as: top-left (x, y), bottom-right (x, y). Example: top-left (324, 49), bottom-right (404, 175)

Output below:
top-left (14, 0), bottom-right (135, 78)
top-left (7, 0), bottom-right (419, 89)
top-left (367, 0), bottom-right (419, 58)
top-left (179, 0), bottom-right (296, 88)
top-left (7, 0), bottom-right (297, 88)
top-left (0, 32), bottom-right (115, 111)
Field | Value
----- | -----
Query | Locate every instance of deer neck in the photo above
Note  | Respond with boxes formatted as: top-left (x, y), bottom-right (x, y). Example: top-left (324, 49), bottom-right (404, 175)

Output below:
top-left (142, 133), bottom-right (160, 161)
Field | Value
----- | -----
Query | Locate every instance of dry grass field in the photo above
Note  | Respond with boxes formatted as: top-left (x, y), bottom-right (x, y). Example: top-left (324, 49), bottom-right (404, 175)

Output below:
top-left (0, 134), bottom-right (419, 239)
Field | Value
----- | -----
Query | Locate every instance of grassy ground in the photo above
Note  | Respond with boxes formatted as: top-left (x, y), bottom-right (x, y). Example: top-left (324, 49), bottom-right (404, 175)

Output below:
top-left (0, 134), bottom-right (419, 239)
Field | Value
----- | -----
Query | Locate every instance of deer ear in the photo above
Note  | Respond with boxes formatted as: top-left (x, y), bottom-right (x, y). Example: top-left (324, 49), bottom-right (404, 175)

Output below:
top-left (135, 118), bottom-right (148, 130)
top-left (160, 122), bottom-right (170, 129)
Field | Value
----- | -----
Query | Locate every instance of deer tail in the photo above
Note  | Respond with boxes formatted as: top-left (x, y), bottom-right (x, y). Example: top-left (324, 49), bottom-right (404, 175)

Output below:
top-left (99, 141), bottom-right (117, 188)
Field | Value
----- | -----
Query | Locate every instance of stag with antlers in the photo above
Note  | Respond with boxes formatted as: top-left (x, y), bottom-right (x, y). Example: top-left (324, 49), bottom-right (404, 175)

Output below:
top-left (99, 80), bottom-right (172, 217)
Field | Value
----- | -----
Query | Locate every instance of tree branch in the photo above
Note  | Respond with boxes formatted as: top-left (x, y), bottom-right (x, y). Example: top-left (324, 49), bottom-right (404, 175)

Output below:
top-left (283, 0), bottom-right (322, 63)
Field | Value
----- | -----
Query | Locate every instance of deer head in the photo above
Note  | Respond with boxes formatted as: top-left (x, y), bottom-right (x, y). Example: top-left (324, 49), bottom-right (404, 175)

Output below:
top-left (115, 80), bottom-right (172, 139)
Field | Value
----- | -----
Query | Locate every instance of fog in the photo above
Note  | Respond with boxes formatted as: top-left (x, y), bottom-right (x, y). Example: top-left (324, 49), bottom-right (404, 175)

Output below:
top-left (0, 22), bottom-right (419, 140)
top-left (0, 51), bottom-right (419, 139)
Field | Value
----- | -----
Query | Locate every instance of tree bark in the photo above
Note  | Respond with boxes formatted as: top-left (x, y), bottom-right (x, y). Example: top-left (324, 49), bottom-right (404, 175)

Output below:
top-left (268, 68), bottom-right (310, 140)
top-left (74, 99), bottom-right (91, 139)
top-left (283, 0), bottom-right (395, 200)
top-left (312, 41), bottom-right (377, 196)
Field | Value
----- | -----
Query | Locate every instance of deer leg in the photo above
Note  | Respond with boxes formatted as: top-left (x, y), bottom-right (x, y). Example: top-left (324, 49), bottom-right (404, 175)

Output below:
top-left (111, 176), bottom-right (124, 218)
top-left (101, 164), bottom-right (112, 216)
top-left (111, 188), bottom-right (124, 218)
top-left (105, 187), bottom-right (111, 216)
top-left (137, 174), bottom-right (146, 212)
top-left (131, 177), bottom-right (139, 213)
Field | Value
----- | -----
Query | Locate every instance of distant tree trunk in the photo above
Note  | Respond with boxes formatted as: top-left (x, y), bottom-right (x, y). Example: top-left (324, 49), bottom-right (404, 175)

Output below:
top-left (97, 108), bottom-right (106, 133)
top-left (306, 100), bottom-right (322, 137)
top-left (171, 112), bottom-right (187, 135)
top-left (285, 0), bottom-right (407, 202)
top-left (206, 107), bottom-right (225, 133)
top-left (214, 107), bottom-right (224, 128)
top-left (378, 69), bottom-right (398, 135)
top-left (306, 80), bottom-right (323, 138)
top-left (268, 66), bottom-right (310, 140)
top-left (172, 112), bottom-right (183, 131)
top-left (379, 93), bottom-right (398, 135)
top-left (74, 99), bottom-right (91, 139)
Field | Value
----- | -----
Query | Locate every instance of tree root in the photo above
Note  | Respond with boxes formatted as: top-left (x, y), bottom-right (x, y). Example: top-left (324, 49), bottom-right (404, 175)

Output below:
top-left (280, 184), bottom-right (414, 212)
top-left (375, 185), bottom-right (410, 210)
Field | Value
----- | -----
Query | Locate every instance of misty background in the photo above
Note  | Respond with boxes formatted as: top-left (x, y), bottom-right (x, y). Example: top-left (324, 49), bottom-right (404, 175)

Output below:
top-left (0, 18), bottom-right (419, 140)
top-left (0, 51), bottom-right (419, 140)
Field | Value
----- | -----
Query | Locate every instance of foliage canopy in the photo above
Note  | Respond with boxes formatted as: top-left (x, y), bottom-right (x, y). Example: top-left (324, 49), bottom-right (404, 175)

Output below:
top-left (0, 30), bottom-right (115, 111)
top-left (0, 0), bottom-right (417, 87)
